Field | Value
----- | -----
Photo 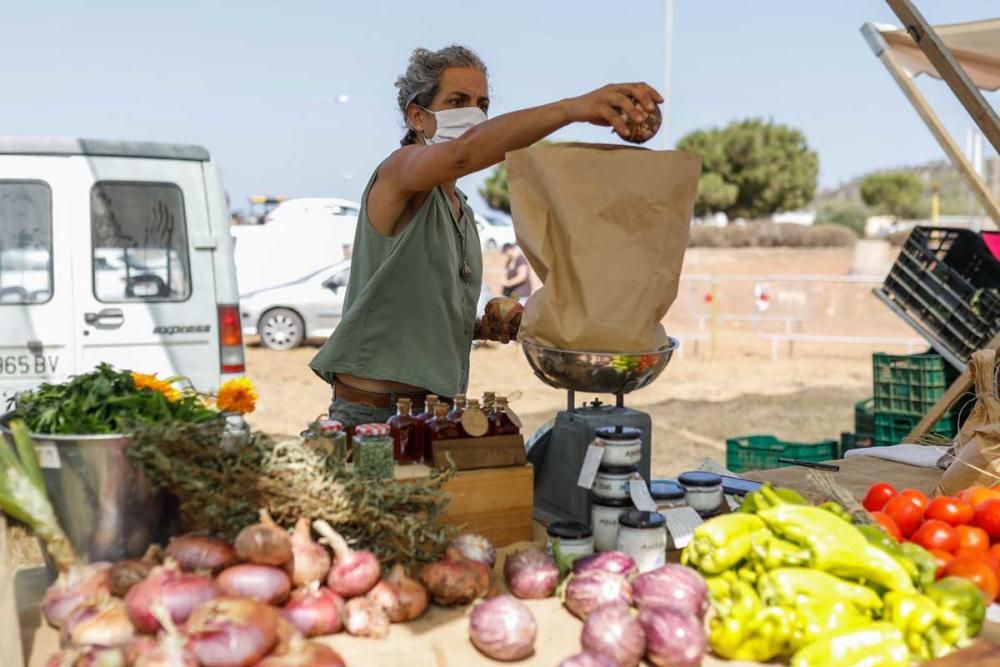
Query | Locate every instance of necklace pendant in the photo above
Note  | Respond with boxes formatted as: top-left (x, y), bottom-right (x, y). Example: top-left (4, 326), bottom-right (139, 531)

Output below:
top-left (460, 261), bottom-right (472, 282)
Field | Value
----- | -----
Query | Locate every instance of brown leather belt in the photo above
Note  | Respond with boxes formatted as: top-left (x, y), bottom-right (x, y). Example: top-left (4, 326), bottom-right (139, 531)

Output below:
top-left (334, 379), bottom-right (431, 410)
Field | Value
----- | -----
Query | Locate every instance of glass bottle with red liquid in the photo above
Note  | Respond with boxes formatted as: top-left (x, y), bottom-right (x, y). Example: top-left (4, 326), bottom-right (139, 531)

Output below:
top-left (489, 396), bottom-right (520, 436)
top-left (387, 398), bottom-right (420, 464)
top-left (413, 394), bottom-right (439, 463)
top-left (447, 393), bottom-right (469, 438)
top-left (427, 401), bottom-right (461, 442)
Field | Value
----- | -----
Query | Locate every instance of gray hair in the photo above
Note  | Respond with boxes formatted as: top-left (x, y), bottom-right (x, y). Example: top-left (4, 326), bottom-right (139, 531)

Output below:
top-left (395, 45), bottom-right (488, 146)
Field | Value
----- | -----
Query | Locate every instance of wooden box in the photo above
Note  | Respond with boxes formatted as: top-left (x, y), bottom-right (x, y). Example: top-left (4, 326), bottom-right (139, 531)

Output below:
top-left (396, 463), bottom-right (534, 547)
top-left (429, 434), bottom-right (526, 470)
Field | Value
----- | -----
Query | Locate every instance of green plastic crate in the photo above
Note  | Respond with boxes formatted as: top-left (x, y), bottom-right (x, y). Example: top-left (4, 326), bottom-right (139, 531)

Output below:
top-left (872, 412), bottom-right (955, 448)
top-left (872, 352), bottom-right (951, 417)
top-left (854, 398), bottom-right (875, 435)
top-left (840, 431), bottom-right (874, 456)
top-left (726, 435), bottom-right (839, 473)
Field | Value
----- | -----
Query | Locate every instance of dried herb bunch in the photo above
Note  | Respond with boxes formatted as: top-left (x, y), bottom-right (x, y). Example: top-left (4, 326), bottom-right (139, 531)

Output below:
top-left (127, 419), bottom-right (455, 564)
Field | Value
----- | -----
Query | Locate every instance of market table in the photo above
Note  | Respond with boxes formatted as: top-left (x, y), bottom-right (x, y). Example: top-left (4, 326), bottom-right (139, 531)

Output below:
top-left (12, 456), bottom-right (1000, 666)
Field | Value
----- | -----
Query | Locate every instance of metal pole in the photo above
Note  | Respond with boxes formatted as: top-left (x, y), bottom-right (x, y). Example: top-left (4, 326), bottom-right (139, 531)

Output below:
top-left (662, 0), bottom-right (674, 149)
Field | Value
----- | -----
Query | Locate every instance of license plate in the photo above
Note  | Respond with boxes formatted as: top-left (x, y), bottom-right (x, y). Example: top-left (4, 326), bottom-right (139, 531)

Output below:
top-left (0, 354), bottom-right (59, 376)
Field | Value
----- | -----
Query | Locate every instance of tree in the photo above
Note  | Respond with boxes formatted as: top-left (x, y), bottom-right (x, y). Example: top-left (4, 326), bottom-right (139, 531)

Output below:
top-left (677, 118), bottom-right (819, 219)
top-left (859, 170), bottom-right (926, 219)
top-left (815, 200), bottom-right (868, 237)
top-left (479, 160), bottom-right (510, 213)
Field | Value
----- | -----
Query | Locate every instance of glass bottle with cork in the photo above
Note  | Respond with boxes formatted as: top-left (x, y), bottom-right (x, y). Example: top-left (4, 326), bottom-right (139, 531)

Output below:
top-left (462, 398), bottom-right (489, 438)
top-left (489, 395), bottom-right (520, 436)
top-left (427, 401), bottom-right (461, 442)
top-left (413, 394), bottom-right (439, 462)
top-left (447, 393), bottom-right (469, 437)
top-left (481, 391), bottom-right (496, 414)
top-left (387, 398), bottom-right (420, 464)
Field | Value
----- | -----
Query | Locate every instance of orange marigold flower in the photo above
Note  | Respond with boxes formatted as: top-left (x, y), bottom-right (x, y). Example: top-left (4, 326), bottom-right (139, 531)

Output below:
top-left (216, 377), bottom-right (257, 414)
top-left (131, 371), bottom-right (181, 402)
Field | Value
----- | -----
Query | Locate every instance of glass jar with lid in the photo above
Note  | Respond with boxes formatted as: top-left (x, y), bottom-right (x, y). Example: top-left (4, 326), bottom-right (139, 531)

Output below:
top-left (354, 423), bottom-right (394, 480)
top-left (615, 510), bottom-right (668, 573)
top-left (649, 480), bottom-right (687, 513)
top-left (546, 521), bottom-right (594, 559)
top-left (316, 418), bottom-right (347, 460)
top-left (595, 426), bottom-right (642, 468)
top-left (678, 471), bottom-right (723, 515)
top-left (591, 496), bottom-right (632, 552)
top-left (592, 465), bottom-right (636, 501)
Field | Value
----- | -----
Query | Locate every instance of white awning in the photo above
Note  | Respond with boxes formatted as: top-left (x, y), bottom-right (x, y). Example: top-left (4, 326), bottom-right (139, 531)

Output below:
top-left (879, 19), bottom-right (1000, 91)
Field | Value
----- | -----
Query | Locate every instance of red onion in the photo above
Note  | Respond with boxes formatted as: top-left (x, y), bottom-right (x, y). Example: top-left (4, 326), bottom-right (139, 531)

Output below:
top-left (41, 563), bottom-right (113, 629)
top-left (45, 646), bottom-right (126, 667)
top-left (281, 583), bottom-right (344, 637)
top-left (446, 533), bottom-right (497, 568)
top-left (312, 519), bottom-right (380, 598)
top-left (285, 517), bottom-right (331, 587)
top-left (125, 636), bottom-right (160, 663)
top-left (216, 564), bottom-right (291, 605)
top-left (637, 606), bottom-right (706, 667)
top-left (564, 570), bottom-right (633, 620)
top-left (343, 596), bottom-right (390, 638)
top-left (61, 597), bottom-right (135, 648)
top-left (559, 652), bottom-right (618, 667)
top-left (185, 597), bottom-right (280, 667)
top-left (367, 564), bottom-right (430, 622)
top-left (130, 604), bottom-right (198, 667)
top-left (503, 548), bottom-right (560, 599)
top-left (468, 595), bottom-right (536, 661)
top-left (572, 552), bottom-right (637, 578)
top-left (419, 555), bottom-right (492, 606)
top-left (234, 509), bottom-right (292, 566)
top-left (125, 560), bottom-right (217, 634)
top-left (581, 605), bottom-right (645, 667)
top-left (256, 634), bottom-right (346, 667)
top-left (164, 534), bottom-right (237, 574)
top-left (631, 565), bottom-right (708, 619)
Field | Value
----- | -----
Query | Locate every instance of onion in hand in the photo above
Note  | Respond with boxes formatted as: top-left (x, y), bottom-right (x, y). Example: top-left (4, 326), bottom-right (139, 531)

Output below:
top-left (281, 583), bottom-right (344, 637)
top-left (285, 517), bottom-right (331, 587)
top-left (468, 595), bottom-right (536, 661)
top-left (234, 509), bottom-right (292, 566)
top-left (581, 605), bottom-right (645, 667)
top-left (313, 519), bottom-right (380, 598)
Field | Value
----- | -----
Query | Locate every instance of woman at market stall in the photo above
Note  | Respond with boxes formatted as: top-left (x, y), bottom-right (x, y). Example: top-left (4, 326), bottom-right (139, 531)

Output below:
top-left (310, 45), bottom-right (662, 426)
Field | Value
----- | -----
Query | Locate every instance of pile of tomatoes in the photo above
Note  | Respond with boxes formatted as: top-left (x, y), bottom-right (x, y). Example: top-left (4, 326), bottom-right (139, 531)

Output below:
top-left (863, 482), bottom-right (1000, 602)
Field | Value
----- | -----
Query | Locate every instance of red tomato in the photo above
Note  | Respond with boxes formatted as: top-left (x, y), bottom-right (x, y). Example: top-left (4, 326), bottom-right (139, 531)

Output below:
top-left (863, 482), bottom-right (897, 513)
top-left (990, 544), bottom-right (1000, 563)
top-left (954, 548), bottom-right (1000, 576)
top-left (900, 489), bottom-right (930, 512)
top-left (929, 549), bottom-right (954, 578)
top-left (964, 487), bottom-right (1000, 510)
top-left (912, 520), bottom-right (959, 553)
top-left (883, 495), bottom-right (924, 538)
top-left (956, 525), bottom-right (991, 552)
top-left (974, 499), bottom-right (1000, 540)
top-left (871, 511), bottom-right (902, 541)
top-left (925, 496), bottom-right (975, 526)
top-left (943, 556), bottom-right (1000, 601)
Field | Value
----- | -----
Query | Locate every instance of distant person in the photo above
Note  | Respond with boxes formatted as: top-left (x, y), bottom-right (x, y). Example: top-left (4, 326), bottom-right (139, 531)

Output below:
top-left (309, 44), bottom-right (662, 427)
top-left (501, 243), bottom-right (531, 304)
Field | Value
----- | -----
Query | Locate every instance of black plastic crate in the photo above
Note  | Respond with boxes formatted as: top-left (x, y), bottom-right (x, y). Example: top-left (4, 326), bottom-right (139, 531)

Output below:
top-left (881, 227), bottom-right (1000, 366)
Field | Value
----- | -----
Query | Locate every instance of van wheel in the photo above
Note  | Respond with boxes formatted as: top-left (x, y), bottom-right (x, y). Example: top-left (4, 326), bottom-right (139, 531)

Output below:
top-left (259, 308), bottom-right (305, 351)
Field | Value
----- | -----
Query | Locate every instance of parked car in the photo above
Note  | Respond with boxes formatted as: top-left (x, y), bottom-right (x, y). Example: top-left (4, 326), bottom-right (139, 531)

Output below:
top-left (242, 259), bottom-right (494, 351)
top-left (0, 137), bottom-right (244, 408)
top-left (475, 211), bottom-right (519, 250)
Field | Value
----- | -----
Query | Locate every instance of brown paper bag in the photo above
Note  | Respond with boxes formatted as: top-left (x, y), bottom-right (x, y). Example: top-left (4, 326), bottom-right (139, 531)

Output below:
top-left (507, 143), bottom-right (701, 352)
top-left (936, 424), bottom-right (1000, 496)
top-left (954, 350), bottom-right (1000, 453)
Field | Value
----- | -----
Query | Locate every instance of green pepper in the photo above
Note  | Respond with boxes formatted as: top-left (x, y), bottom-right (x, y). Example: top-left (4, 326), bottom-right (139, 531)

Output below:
top-left (682, 513), bottom-right (765, 574)
top-left (883, 590), bottom-right (965, 659)
top-left (757, 505), bottom-right (915, 592)
top-left (739, 483), bottom-right (808, 513)
top-left (857, 524), bottom-right (923, 586)
top-left (707, 578), bottom-right (796, 662)
top-left (791, 623), bottom-right (910, 667)
top-left (900, 542), bottom-right (937, 591)
top-left (790, 600), bottom-right (870, 650)
top-left (818, 501), bottom-right (853, 523)
top-left (748, 528), bottom-right (811, 570)
top-left (926, 576), bottom-right (986, 639)
top-left (757, 568), bottom-right (883, 614)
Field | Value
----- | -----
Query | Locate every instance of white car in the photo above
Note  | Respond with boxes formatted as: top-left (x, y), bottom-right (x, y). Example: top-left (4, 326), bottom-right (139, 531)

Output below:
top-left (475, 211), bottom-right (519, 250)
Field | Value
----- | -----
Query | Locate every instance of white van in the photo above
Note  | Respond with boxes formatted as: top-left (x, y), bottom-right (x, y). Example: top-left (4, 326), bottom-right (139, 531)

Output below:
top-left (0, 137), bottom-right (245, 408)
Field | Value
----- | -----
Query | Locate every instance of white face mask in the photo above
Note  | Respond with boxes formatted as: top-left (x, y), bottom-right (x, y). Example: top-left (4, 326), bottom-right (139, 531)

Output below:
top-left (420, 106), bottom-right (487, 145)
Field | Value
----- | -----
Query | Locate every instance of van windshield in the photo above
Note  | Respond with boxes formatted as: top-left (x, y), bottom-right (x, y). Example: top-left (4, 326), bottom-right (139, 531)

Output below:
top-left (0, 181), bottom-right (52, 305)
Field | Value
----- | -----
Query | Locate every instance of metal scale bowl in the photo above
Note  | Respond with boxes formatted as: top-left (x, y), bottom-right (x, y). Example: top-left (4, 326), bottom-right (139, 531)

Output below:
top-left (522, 337), bottom-right (679, 525)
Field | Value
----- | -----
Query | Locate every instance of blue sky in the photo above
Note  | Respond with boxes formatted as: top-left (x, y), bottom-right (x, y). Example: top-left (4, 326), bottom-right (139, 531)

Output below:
top-left (1, 0), bottom-right (997, 213)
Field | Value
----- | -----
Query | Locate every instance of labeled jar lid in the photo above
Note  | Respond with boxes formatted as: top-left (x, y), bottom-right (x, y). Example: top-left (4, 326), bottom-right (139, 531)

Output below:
top-left (649, 480), bottom-right (685, 500)
top-left (597, 464), bottom-right (639, 476)
top-left (318, 418), bottom-right (344, 434)
top-left (678, 471), bottom-right (722, 488)
top-left (591, 496), bottom-right (633, 508)
top-left (547, 521), bottom-right (593, 540)
top-left (618, 510), bottom-right (666, 529)
top-left (355, 423), bottom-right (391, 437)
top-left (595, 426), bottom-right (642, 441)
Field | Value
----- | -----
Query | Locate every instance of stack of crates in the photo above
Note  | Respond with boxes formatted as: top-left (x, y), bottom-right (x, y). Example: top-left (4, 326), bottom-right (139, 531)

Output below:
top-left (726, 435), bottom-right (839, 473)
top-left (841, 398), bottom-right (875, 455)
top-left (870, 351), bottom-right (956, 447)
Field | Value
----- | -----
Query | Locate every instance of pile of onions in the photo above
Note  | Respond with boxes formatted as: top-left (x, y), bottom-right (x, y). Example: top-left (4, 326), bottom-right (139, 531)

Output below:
top-left (637, 606), bottom-right (706, 667)
top-left (125, 560), bottom-right (217, 634)
top-left (235, 509), bottom-right (292, 566)
top-left (446, 533), bottom-right (496, 568)
top-left (631, 565), bottom-right (708, 619)
top-left (281, 583), bottom-right (344, 637)
top-left (109, 546), bottom-right (162, 598)
top-left (41, 563), bottom-right (113, 629)
top-left (572, 552), bottom-right (636, 578)
top-left (164, 534), bottom-right (237, 574)
top-left (130, 604), bottom-right (198, 666)
top-left (580, 605), bottom-right (645, 667)
top-left (186, 597), bottom-right (281, 667)
top-left (559, 652), bottom-right (618, 667)
top-left (367, 564), bottom-right (429, 622)
top-left (419, 553), bottom-right (491, 606)
top-left (468, 595), bottom-right (536, 661)
top-left (44, 646), bottom-right (125, 667)
top-left (503, 548), bottom-right (560, 599)
top-left (60, 597), bottom-right (134, 648)
top-left (313, 519), bottom-right (380, 598)
top-left (256, 634), bottom-right (346, 667)
top-left (564, 570), bottom-right (632, 620)
top-left (216, 564), bottom-right (291, 605)
top-left (285, 518), bottom-right (331, 587)
top-left (343, 597), bottom-right (390, 638)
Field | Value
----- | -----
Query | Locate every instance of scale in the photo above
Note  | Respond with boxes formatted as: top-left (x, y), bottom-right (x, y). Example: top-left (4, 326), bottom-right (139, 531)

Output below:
top-left (521, 338), bottom-right (679, 525)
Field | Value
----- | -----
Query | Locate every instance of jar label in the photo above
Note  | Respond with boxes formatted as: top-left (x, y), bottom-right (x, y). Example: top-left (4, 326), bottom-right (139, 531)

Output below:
top-left (629, 474), bottom-right (658, 512)
top-left (461, 408), bottom-right (489, 437)
top-left (576, 441), bottom-right (604, 489)
top-left (34, 444), bottom-right (60, 469)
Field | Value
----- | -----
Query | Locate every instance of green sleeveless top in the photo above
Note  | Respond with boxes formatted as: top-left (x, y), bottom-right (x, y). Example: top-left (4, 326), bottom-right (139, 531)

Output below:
top-left (309, 170), bottom-right (483, 397)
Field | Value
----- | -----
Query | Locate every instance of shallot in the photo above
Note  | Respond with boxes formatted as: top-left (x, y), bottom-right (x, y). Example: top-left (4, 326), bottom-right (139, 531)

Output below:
top-left (44, 646), bottom-right (126, 667)
top-left (281, 583), bottom-right (344, 637)
top-left (558, 652), bottom-right (617, 667)
top-left (468, 595), bottom-right (536, 661)
top-left (61, 597), bottom-right (134, 648)
top-left (313, 519), bottom-right (380, 598)
top-left (109, 561), bottom-right (155, 599)
top-left (572, 552), bottom-right (637, 578)
top-left (164, 534), bottom-right (237, 574)
top-left (637, 606), bottom-right (706, 667)
top-left (284, 517), bottom-right (331, 587)
top-left (420, 554), bottom-right (491, 606)
top-left (631, 565), bottom-right (708, 619)
top-left (216, 564), bottom-right (291, 605)
top-left (234, 509), bottom-right (292, 566)
top-left (125, 560), bottom-right (217, 634)
top-left (564, 570), bottom-right (632, 620)
top-left (366, 564), bottom-right (429, 623)
top-left (342, 596), bottom-right (390, 638)
top-left (41, 563), bottom-right (113, 629)
top-left (185, 597), bottom-right (280, 667)
top-left (581, 605), bottom-right (645, 667)
top-left (131, 604), bottom-right (198, 667)
top-left (503, 548), bottom-right (560, 599)
top-left (256, 634), bottom-right (346, 667)
top-left (446, 533), bottom-right (497, 568)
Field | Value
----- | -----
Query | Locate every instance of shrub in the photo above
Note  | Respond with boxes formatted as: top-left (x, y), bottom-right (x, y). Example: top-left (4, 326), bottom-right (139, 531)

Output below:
top-left (688, 222), bottom-right (855, 248)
